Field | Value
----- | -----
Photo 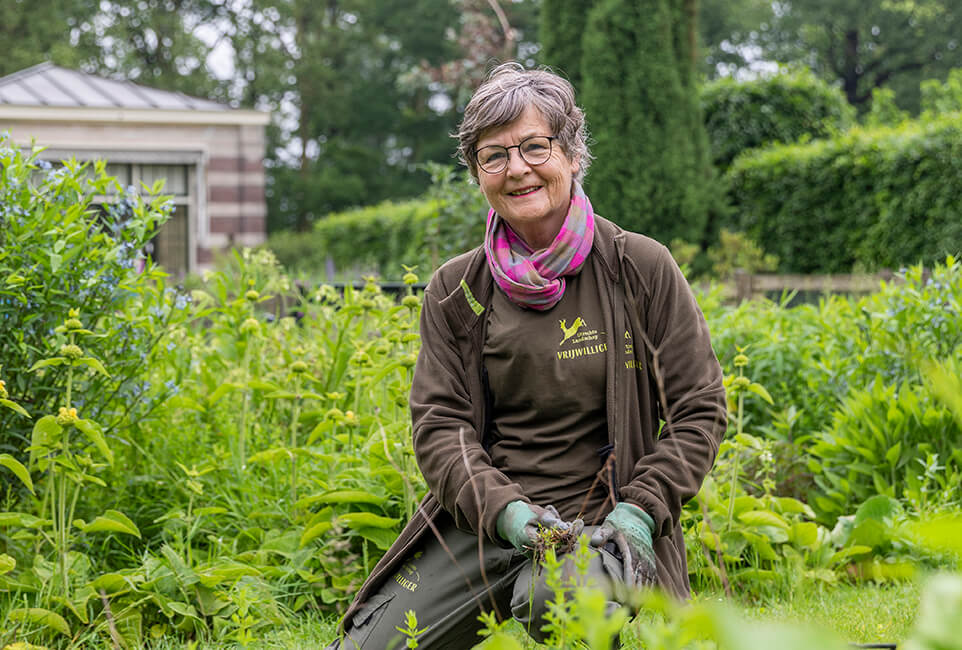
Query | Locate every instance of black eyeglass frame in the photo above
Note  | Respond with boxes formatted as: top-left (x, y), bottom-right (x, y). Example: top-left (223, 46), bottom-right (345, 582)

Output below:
top-left (473, 135), bottom-right (557, 174)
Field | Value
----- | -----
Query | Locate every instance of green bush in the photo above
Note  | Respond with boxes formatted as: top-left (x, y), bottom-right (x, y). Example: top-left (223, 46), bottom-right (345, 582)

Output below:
top-left (725, 116), bottom-right (962, 273)
top-left (702, 67), bottom-right (855, 169)
top-left (0, 136), bottom-right (178, 466)
top-left (264, 166), bottom-right (487, 281)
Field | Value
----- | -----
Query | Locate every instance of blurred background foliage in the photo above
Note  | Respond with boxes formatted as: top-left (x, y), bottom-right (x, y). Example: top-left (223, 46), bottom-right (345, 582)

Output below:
top-left (4, 0), bottom-right (962, 278)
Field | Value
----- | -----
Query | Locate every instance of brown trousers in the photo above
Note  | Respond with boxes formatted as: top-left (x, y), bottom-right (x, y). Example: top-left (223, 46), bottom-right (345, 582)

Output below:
top-left (326, 510), bottom-right (628, 649)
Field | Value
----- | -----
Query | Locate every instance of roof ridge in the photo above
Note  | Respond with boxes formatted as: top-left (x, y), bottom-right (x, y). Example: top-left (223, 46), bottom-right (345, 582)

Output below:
top-left (0, 61), bottom-right (55, 87)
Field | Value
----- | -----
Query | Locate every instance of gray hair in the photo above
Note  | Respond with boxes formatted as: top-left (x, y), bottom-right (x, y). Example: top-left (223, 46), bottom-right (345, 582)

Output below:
top-left (456, 62), bottom-right (592, 183)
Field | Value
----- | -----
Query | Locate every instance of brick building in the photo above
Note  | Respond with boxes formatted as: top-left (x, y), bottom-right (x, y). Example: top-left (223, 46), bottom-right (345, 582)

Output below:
top-left (0, 62), bottom-right (270, 276)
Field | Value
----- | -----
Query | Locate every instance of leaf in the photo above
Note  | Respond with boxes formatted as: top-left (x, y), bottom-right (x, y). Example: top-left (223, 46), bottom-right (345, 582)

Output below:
top-left (81, 510), bottom-right (141, 538)
top-left (301, 490), bottom-right (386, 507)
top-left (0, 454), bottom-right (34, 494)
top-left (300, 520), bottom-right (333, 548)
top-left (8, 607), bottom-right (71, 636)
top-left (247, 448), bottom-right (292, 465)
top-left (0, 553), bottom-right (15, 575)
top-left (90, 572), bottom-right (131, 594)
top-left (337, 512), bottom-right (400, 530)
top-left (0, 398), bottom-right (30, 418)
top-left (164, 395), bottom-right (206, 412)
top-left (854, 495), bottom-right (899, 524)
top-left (207, 382), bottom-right (243, 405)
top-left (0, 512), bottom-right (46, 528)
top-left (31, 415), bottom-right (62, 452)
top-left (884, 441), bottom-right (902, 468)
top-left (746, 382), bottom-right (774, 405)
top-left (738, 510), bottom-right (790, 530)
top-left (74, 356), bottom-right (111, 377)
top-left (247, 379), bottom-right (282, 392)
top-left (356, 526), bottom-right (396, 550)
top-left (909, 516), bottom-right (962, 556)
top-left (829, 545), bottom-right (873, 565)
top-left (75, 419), bottom-right (114, 465)
top-left (773, 497), bottom-right (816, 519)
top-left (28, 357), bottom-right (67, 371)
top-left (195, 561), bottom-right (262, 588)
top-left (790, 522), bottom-right (820, 549)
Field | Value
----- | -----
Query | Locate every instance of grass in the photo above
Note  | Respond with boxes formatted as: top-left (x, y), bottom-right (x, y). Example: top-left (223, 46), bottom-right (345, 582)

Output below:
top-left (184, 580), bottom-right (918, 649)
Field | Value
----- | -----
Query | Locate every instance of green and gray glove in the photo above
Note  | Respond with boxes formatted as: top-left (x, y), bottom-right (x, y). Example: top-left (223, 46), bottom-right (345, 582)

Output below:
top-left (497, 500), bottom-right (578, 553)
top-left (589, 502), bottom-right (657, 588)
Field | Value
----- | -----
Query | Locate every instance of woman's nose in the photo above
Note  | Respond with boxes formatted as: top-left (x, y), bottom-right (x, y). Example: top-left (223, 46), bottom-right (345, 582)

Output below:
top-left (505, 148), bottom-right (531, 176)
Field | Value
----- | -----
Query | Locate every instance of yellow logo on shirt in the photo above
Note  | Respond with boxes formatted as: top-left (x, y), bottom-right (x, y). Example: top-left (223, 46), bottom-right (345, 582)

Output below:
top-left (557, 315), bottom-right (606, 360)
top-left (559, 317), bottom-right (588, 345)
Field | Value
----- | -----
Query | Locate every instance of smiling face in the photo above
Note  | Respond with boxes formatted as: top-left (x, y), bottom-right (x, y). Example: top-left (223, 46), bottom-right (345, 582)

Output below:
top-left (475, 106), bottom-right (579, 250)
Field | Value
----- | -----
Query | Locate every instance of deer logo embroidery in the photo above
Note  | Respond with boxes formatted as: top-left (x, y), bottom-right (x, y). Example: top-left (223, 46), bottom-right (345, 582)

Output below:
top-left (559, 317), bottom-right (587, 345)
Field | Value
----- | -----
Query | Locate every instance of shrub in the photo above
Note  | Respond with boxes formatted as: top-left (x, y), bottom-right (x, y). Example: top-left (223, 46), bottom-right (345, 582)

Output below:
top-left (702, 67), bottom-right (855, 169)
top-left (725, 116), bottom-right (962, 273)
top-left (264, 166), bottom-right (487, 281)
top-left (0, 136), bottom-right (178, 468)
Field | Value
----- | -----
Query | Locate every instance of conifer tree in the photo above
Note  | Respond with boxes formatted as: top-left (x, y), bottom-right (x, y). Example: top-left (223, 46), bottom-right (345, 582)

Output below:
top-left (539, 0), bottom-right (596, 87)
top-left (580, 0), bottom-right (713, 244)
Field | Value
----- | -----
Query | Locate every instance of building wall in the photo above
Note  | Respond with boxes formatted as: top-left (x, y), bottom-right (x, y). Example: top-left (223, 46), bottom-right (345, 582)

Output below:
top-left (2, 119), bottom-right (267, 270)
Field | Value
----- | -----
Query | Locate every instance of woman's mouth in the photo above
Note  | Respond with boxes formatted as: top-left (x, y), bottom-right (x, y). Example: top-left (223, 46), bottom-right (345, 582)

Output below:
top-left (507, 186), bottom-right (541, 197)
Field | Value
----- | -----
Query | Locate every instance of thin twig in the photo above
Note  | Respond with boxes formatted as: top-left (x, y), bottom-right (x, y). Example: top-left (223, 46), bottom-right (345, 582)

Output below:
top-left (99, 588), bottom-right (124, 650)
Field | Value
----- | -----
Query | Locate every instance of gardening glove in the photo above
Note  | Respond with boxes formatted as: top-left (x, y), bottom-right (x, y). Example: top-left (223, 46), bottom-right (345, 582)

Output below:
top-left (497, 501), bottom-right (580, 553)
top-left (590, 502), bottom-right (657, 588)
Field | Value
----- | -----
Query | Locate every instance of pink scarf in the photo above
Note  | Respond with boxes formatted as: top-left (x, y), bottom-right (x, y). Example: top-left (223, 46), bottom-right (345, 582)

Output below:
top-left (484, 182), bottom-right (595, 311)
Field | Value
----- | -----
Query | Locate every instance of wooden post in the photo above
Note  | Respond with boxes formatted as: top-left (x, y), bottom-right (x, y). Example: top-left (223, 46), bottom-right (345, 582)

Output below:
top-left (734, 269), bottom-right (752, 302)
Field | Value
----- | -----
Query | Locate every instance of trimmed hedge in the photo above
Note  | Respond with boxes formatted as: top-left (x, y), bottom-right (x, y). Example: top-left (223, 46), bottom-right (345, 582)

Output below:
top-left (726, 114), bottom-right (962, 273)
top-left (265, 175), bottom-right (489, 281)
top-left (702, 67), bottom-right (855, 169)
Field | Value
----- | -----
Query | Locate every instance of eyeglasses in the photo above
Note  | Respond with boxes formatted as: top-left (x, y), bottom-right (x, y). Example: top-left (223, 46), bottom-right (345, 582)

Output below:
top-left (474, 136), bottom-right (556, 174)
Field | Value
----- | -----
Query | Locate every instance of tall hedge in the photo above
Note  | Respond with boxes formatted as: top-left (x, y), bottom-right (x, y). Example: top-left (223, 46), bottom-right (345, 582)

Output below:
top-left (702, 67), bottom-right (856, 169)
top-left (580, 0), bottom-right (713, 244)
top-left (726, 115), bottom-right (962, 273)
top-left (539, 0), bottom-right (595, 87)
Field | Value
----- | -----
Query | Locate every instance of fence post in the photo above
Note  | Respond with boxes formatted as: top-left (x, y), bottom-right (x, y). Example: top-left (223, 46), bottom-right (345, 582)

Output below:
top-left (734, 269), bottom-right (752, 302)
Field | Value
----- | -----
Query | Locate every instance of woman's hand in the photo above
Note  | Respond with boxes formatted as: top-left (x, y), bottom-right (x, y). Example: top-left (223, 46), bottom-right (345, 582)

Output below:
top-left (497, 501), bottom-right (578, 553)
top-left (589, 502), bottom-right (657, 588)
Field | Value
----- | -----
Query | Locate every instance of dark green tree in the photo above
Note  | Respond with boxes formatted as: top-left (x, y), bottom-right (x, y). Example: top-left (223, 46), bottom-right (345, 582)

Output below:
top-left (539, 0), bottom-right (595, 87)
top-left (0, 0), bottom-right (98, 76)
top-left (580, 0), bottom-right (713, 245)
top-left (704, 0), bottom-right (962, 113)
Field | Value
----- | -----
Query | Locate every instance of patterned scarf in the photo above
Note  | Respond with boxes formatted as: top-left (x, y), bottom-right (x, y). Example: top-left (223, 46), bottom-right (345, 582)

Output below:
top-left (484, 181), bottom-right (595, 311)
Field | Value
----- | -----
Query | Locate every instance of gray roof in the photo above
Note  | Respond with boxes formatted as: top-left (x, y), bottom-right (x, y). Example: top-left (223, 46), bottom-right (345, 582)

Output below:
top-left (0, 62), bottom-right (228, 111)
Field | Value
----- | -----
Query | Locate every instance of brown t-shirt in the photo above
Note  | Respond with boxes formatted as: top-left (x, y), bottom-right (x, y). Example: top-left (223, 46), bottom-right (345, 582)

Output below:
top-left (483, 260), bottom-right (612, 525)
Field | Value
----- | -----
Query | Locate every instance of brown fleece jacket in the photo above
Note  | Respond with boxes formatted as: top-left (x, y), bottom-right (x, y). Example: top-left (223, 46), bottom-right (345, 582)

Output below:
top-left (339, 215), bottom-right (727, 629)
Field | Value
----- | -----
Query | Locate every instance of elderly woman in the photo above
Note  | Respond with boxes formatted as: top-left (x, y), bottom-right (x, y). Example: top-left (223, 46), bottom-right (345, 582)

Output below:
top-left (327, 62), bottom-right (726, 649)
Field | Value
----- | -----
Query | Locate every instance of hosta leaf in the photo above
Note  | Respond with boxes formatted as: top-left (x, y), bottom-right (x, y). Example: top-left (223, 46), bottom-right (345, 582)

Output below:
top-left (75, 419), bottom-right (114, 465)
top-left (855, 495), bottom-right (900, 525)
top-left (75, 356), bottom-right (110, 377)
top-left (81, 510), bottom-right (141, 538)
top-left (0, 454), bottom-right (34, 494)
top-left (773, 497), bottom-right (816, 519)
top-left (738, 510), bottom-right (790, 530)
top-left (8, 607), bottom-right (71, 636)
top-left (0, 398), bottom-right (30, 418)
top-left (829, 545), bottom-right (873, 565)
top-left (790, 522), bottom-right (820, 549)
top-left (337, 512), bottom-right (400, 530)
top-left (300, 521), bottom-right (332, 548)
top-left (0, 553), bottom-right (15, 575)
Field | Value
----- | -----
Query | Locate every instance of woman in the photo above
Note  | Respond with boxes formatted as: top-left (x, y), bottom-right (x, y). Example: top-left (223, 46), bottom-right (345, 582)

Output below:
top-left (328, 62), bottom-right (727, 649)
